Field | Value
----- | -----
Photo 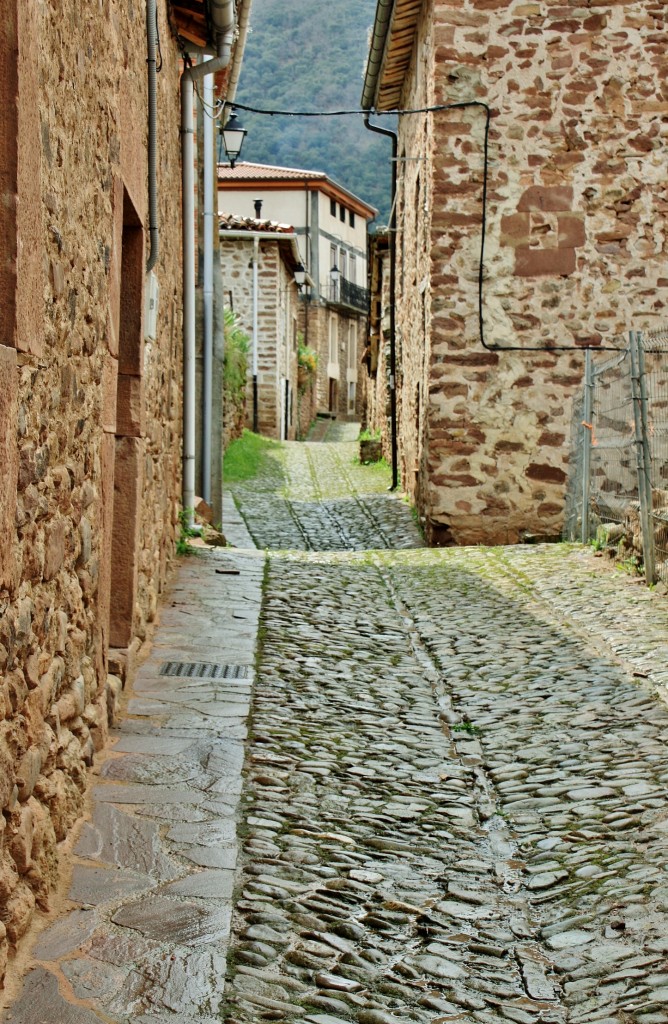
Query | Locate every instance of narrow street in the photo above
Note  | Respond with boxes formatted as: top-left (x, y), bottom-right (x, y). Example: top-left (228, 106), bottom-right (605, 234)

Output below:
top-left (226, 428), bottom-right (668, 1024)
top-left (7, 430), bottom-right (668, 1024)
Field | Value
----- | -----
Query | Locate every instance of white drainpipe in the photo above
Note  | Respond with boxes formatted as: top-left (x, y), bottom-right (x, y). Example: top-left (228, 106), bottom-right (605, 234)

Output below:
top-left (181, 7), bottom-right (234, 524)
top-left (202, 62), bottom-right (214, 503)
top-left (252, 235), bottom-right (259, 432)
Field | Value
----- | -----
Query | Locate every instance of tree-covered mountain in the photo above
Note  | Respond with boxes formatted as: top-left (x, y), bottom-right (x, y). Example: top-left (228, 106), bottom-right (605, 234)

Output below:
top-left (233, 0), bottom-right (393, 224)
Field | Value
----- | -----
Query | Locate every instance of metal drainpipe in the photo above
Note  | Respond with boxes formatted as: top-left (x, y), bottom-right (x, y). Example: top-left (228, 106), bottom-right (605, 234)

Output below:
top-left (146, 0), bottom-right (159, 272)
top-left (304, 186), bottom-right (310, 349)
top-left (202, 60), bottom-right (214, 504)
top-left (364, 115), bottom-right (398, 490)
top-left (252, 235), bottom-right (259, 432)
top-left (182, 26), bottom-right (234, 525)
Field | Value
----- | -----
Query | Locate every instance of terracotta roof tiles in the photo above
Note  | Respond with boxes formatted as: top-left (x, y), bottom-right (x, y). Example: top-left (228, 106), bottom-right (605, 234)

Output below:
top-left (217, 162), bottom-right (328, 182)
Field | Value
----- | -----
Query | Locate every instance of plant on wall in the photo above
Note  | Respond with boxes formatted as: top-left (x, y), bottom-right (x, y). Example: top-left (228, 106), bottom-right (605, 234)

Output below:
top-left (296, 338), bottom-right (318, 439)
top-left (297, 339), bottom-right (317, 392)
top-left (224, 308), bottom-right (250, 446)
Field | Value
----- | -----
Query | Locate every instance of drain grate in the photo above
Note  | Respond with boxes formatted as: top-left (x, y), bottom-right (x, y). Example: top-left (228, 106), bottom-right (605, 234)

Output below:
top-left (159, 662), bottom-right (250, 679)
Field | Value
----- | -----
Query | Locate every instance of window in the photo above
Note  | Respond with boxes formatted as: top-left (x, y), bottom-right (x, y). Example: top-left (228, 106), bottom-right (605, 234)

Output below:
top-left (348, 321), bottom-right (357, 370)
top-left (349, 210), bottom-right (355, 228)
top-left (330, 198), bottom-right (336, 217)
top-left (339, 248), bottom-right (347, 283)
top-left (340, 203), bottom-right (345, 222)
top-left (328, 313), bottom-right (338, 365)
top-left (349, 253), bottom-right (356, 285)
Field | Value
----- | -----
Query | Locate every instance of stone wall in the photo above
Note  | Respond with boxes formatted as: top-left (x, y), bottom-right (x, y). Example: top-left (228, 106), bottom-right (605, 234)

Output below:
top-left (0, 0), bottom-right (183, 980)
top-left (302, 304), bottom-right (367, 421)
top-left (365, 234), bottom-right (393, 464)
top-left (297, 374), bottom-right (318, 439)
top-left (220, 237), bottom-right (300, 440)
top-left (393, 0), bottom-right (667, 544)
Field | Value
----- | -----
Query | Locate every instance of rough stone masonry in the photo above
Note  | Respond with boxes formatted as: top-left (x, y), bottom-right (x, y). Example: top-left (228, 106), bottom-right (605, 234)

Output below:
top-left (0, 0), bottom-right (184, 982)
top-left (366, 1), bottom-right (668, 545)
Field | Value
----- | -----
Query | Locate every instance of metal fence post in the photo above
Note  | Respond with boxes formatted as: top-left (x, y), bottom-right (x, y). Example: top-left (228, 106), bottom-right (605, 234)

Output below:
top-left (630, 330), bottom-right (656, 584)
top-left (581, 347), bottom-right (593, 544)
top-left (637, 331), bottom-right (656, 584)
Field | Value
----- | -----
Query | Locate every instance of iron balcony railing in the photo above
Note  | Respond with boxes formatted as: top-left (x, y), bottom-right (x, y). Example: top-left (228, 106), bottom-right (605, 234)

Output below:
top-left (325, 277), bottom-right (369, 313)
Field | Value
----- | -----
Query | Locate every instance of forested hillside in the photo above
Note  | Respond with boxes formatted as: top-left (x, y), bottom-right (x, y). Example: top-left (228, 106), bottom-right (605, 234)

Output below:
top-left (233, 0), bottom-right (392, 223)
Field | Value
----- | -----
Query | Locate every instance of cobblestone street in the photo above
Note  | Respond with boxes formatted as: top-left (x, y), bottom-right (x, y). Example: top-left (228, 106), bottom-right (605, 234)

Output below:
top-left (7, 431), bottom-right (668, 1024)
top-left (225, 432), bottom-right (668, 1024)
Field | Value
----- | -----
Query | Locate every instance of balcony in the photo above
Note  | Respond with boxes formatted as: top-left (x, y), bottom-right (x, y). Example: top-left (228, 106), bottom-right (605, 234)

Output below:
top-left (325, 277), bottom-right (369, 313)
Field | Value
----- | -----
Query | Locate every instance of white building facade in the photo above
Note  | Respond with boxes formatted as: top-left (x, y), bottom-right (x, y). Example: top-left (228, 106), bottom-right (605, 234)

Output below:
top-left (218, 163), bottom-right (376, 420)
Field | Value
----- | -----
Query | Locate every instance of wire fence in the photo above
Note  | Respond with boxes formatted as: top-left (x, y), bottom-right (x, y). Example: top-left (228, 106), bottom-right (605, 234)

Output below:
top-left (566, 329), bottom-right (668, 586)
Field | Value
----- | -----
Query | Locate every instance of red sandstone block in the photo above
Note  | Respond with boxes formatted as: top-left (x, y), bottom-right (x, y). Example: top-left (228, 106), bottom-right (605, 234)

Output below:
top-left (116, 374), bottom-right (144, 439)
top-left (526, 462), bottom-right (567, 484)
top-left (515, 247), bottom-right (576, 277)
top-left (109, 436), bottom-right (142, 648)
top-left (441, 352), bottom-right (499, 368)
top-left (538, 430), bottom-right (566, 447)
top-left (583, 13), bottom-right (607, 30)
top-left (0, 345), bottom-right (18, 590)
top-left (501, 214), bottom-right (530, 247)
top-left (101, 354), bottom-right (118, 435)
top-left (495, 440), bottom-right (524, 453)
top-left (517, 185), bottom-right (573, 212)
top-left (557, 214), bottom-right (586, 248)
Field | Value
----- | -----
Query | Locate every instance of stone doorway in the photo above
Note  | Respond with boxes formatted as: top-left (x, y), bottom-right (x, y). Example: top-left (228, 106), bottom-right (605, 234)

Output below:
top-left (108, 189), bottom-right (145, 651)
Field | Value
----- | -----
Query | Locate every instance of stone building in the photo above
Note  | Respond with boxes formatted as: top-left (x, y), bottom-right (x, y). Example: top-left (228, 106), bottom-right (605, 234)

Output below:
top-left (362, 1), bottom-right (667, 545)
top-left (0, 0), bottom-right (248, 984)
top-left (218, 163), bottom-right (377, 421)
top-left (219, 215), bottom-right (306, 440)
top-left (365, 230), bottom-right (392, 453)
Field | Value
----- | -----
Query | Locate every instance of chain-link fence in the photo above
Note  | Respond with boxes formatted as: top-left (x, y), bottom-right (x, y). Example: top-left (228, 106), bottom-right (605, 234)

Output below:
top-left (566, 329), bottom-right (668, 586)
top-left (643, 330), bottom-right (668, 578)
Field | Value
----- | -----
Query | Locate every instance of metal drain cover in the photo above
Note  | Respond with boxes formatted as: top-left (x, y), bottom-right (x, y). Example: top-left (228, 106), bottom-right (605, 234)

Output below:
top-left (159, 662), bottom-right (250, 679)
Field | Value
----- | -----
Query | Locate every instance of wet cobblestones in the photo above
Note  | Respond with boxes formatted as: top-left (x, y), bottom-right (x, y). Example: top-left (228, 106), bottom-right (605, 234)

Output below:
top-left (8, 434), bottom-right (668, 1024)
top-left (223, 437), bottom-right (668, 1024)
top-left (227, 437), bottom-right (423, 552)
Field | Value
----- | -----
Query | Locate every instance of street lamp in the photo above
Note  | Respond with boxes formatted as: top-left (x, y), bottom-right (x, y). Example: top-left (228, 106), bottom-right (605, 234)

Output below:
top-left (219, 110), bottom-right (247, 168)
top-left (294, 263), bottom-right (307, 290)
top-left (330, 262), bottom-right (341, 301)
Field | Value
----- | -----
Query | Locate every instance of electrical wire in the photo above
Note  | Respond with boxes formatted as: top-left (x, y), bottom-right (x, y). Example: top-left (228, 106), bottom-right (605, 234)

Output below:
top-left (218, 98), bottom-right (631, 353)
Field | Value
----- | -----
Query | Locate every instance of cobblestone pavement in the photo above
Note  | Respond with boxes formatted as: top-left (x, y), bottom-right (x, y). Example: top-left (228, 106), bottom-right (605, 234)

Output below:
top-left (7, 435), bottom-right (668, 1024)
top-left (223, 438), bottom-right (668, 1024)
top-left (226, 426), bottom-right (423, 552)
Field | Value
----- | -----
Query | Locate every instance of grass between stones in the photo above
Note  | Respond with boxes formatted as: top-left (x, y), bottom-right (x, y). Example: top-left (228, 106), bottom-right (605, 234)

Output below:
top-left (224, 429), bottom-right (282, 482)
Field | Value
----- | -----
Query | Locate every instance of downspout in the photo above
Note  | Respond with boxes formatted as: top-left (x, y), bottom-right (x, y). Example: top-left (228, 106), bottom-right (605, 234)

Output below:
top-left (224, 0), bottom-right (251, 104)
top-left (252, 236), bottom-right (259, 432)
top-left (364, 115), bottom-right (398, 491)
top-left (146, 0), bottom-right (159, 272)
top-left (303, 186), bottom-right (310, 349)
top-left (202, 60), bottom-right (214, 503)
top-left (181, 9), bottom-right (234, 523)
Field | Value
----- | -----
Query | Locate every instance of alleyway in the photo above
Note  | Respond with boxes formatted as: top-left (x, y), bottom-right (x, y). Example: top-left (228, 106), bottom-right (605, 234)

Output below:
top-left (7, 430), bottom-right (668, 1024)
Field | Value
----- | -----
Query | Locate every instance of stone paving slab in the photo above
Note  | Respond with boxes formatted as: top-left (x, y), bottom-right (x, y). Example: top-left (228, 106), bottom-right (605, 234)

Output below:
top-left (2, 546), bottom-right (263, 1024)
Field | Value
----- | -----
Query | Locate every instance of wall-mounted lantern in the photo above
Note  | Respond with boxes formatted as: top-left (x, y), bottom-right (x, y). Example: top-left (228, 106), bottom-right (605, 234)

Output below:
top-left (219, 110), bottom-right (247, 168)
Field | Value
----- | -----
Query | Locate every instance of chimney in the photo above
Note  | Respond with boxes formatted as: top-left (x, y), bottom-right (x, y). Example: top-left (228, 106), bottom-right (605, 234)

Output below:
top-left (254, 198), bottom-right (263, 219)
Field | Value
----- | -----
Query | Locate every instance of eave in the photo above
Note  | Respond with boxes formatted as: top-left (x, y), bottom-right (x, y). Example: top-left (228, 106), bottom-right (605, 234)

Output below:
top-left (361, 0), bottom-right (422, 112)
top-left (218, 166), bottom-right (378, 221)
top-left (169, 0), bottom-right (209, 49)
